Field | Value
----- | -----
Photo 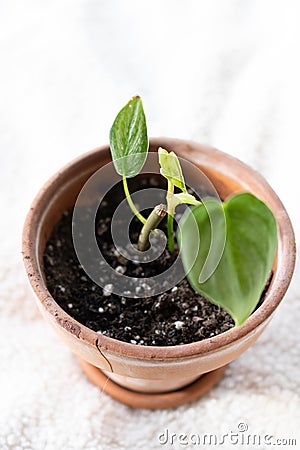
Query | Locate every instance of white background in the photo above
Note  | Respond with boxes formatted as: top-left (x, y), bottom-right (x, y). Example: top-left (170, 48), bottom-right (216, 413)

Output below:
top-left (0, 1), bottom-right (299, 449)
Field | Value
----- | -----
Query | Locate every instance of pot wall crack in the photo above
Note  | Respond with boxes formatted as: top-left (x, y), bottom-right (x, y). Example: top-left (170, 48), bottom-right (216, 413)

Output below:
top-left (96, 338), bottom-right (113, 373)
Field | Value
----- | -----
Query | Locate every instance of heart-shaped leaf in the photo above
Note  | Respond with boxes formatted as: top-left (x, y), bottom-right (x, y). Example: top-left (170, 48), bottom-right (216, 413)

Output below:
top-left (178, 193), bottom-right (278, 326)
top-left (109, 96), bottom-right (148, 178)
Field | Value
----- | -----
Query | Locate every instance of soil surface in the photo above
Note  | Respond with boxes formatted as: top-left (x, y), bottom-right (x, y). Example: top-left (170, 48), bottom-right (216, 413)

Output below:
top-left (44, 175), bottom-right (236, 346)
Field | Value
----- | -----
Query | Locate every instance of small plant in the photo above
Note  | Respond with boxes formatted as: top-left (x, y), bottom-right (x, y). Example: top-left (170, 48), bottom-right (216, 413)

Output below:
top-left (109, 96), bottom-right (278, 327)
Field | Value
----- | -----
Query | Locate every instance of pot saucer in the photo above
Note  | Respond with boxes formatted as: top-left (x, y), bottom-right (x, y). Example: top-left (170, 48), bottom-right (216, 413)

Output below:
top-left (78, 358), bottom-right (227, 409)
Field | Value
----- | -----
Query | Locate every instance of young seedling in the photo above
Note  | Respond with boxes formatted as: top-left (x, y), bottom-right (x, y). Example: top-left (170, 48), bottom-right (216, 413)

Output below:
top-left (109, 96), bottom-right (278, 326)
top-left (109, 96), bottom-right (200, 251)
top-left (138, 149), bottom-right (200, 252)
top-left (158, 148), bottom-right (201, 252)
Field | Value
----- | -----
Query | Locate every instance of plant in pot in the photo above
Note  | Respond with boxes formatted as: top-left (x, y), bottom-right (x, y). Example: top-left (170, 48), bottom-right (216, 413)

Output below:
top-left (22, 96), bottom-right (296, 409)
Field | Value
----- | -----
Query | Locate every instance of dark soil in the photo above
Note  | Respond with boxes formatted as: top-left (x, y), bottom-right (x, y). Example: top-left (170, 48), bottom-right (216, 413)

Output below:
top-left (44, 175), bottom-right (236, 346)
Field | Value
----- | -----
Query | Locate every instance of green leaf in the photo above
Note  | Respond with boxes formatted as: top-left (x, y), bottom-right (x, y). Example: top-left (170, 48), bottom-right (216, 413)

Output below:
top-left (109, 96), bottom-right (148, 178)
top-left (173, 192), bottom-right (201, 206)
top-left (168, 192), bottom-right (201, 215)
top-left (158, 148), bottom-right (187, 191)
top-left (178, 193), bottom-right (278, 326)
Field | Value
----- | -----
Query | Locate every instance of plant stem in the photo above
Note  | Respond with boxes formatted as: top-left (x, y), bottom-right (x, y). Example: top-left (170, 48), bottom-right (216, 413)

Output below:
top-left (122, 176), bottom-right (146, 225)
top-left (138, 204), bottom-right (167, 251)
top-left (167, 181), bottom-right (175, 253)
top-left (167, 213), bottom-right (174, 253)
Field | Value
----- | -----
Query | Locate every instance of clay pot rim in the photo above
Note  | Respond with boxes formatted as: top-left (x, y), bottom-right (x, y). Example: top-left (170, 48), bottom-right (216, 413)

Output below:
top-left (22, 137), bottom-right (296, 360)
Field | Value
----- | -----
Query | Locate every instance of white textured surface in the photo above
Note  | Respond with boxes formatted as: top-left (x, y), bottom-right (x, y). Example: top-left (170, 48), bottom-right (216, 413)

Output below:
top-left (0, 1), bottom-right (299, 449)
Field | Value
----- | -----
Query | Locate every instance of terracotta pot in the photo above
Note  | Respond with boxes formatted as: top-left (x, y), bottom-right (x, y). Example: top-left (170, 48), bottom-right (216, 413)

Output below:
top-left (22, 138), bottom-right (296, 409)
